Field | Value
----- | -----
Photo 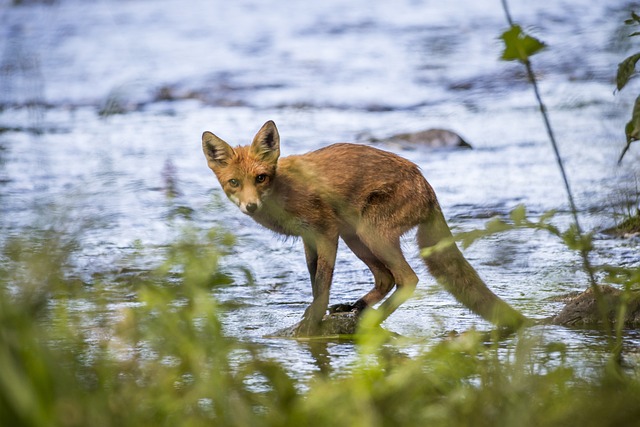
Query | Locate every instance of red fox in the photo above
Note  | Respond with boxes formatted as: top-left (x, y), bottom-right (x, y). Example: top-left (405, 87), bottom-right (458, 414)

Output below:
top-left (202, 120), bottom-right (527, 335)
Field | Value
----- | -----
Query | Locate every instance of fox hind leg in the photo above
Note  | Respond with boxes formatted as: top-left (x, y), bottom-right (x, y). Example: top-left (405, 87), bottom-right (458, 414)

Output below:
top-left (355, 230), bottom-right (419, 321)
top-left (330, 233), bottom-right (396, 314)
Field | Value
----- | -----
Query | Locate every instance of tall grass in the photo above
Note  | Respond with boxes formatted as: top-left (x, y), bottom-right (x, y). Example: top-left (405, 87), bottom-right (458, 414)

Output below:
top-left (1, 218), bottom-right (640, 427)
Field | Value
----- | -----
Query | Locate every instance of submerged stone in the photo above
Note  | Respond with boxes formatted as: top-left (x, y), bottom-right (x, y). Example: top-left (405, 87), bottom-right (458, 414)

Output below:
top-left (269, 284), bottom-right (640, 338)
top-left (269, 311), bottom-right (360, 338)
top-left (602, 213), bottom-right (640, 238)
top-left (362, 128), bottom-right (472, 149)
top-left (551, 285), bottom-right (640, 328)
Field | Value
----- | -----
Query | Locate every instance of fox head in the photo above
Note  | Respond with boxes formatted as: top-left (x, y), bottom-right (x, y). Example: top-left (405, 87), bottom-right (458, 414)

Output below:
top-left (202, 120), bottom-right (280, 215)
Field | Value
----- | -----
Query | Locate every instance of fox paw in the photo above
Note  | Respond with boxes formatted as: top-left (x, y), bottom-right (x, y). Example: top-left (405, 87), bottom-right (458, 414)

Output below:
top-left (328, 300), bottom-right (368, 315)
top-left (294, 318), bottom-right (321, 337)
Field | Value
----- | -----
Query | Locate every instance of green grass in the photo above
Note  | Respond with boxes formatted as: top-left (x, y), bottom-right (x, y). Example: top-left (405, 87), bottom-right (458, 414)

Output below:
top-left (1, 224), bottom-right (640, 427)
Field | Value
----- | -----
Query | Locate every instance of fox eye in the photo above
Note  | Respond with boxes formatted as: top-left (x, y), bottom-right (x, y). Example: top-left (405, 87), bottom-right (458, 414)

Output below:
top-left (256, 174), bottom-right (268, 184)
top-left (228, 179), bottom-right (240, 188)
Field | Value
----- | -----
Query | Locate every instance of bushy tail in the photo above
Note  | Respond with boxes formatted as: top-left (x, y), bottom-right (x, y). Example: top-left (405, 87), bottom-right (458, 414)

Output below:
top-left (418, 207), bottom-right (528, 330)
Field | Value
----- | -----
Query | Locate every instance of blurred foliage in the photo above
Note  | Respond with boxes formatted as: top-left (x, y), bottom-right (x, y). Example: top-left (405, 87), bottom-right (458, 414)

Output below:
top-left (421, 205), bottom-right (596, 261)
top-left (423, 204), bottom-right (640, 359)
top-left (2, 217), bottom-right (640, 427)
top-left (0, 224), bottom-right (286, 426)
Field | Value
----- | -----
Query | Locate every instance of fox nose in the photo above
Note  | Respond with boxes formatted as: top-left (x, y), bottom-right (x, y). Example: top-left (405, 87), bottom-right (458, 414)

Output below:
top-left (246, 203), bottom-right (258, 214)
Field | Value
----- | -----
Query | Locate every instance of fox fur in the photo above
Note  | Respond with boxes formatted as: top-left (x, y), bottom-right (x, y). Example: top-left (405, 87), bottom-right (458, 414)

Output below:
top-left (202, 120), bottom-right (527, 335)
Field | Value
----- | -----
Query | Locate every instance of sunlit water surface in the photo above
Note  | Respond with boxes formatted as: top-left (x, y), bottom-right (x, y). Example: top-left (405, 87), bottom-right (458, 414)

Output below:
top-left (1, 0), bottom-right (639, 378)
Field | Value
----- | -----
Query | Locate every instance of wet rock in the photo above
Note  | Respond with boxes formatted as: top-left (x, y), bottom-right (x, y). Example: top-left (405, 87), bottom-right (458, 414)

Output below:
top-left (362, 128), bottom-right (472, 149)
top-left (602, 212), bottom-right (640, 238)
top-left (269, 311), bottom-right (360, 338)
top-left (551, 286), bottom-right (640, 328)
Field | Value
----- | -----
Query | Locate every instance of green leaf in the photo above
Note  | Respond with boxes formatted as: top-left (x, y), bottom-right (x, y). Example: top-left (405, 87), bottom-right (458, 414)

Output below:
top-left (420, 237), bottom-right (456, 257)
top-left (561, 225), bottom-right (593, 252)
top-left (459, 229), bottom-right (489, 249)
top-left (485, 216), bottom-right (510, 232)
top-left (616, 53), bottom-right (640, 91)
top-left (625, 11), bottom-right (640, 25)
top-left (499, 24), bottom-right (547, 63)
top-left (619, 95), bottom-right (640, 163)
top-left (539, 209), bottom-right (557, 223)
top-left (509, 204), bottom-right (527, 225)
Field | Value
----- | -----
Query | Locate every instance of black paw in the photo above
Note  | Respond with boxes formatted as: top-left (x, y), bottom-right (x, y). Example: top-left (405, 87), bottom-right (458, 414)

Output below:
top-left (328, 300), bottom-right (368, 315)
top-left (328, 303), bottom-right (354, 314)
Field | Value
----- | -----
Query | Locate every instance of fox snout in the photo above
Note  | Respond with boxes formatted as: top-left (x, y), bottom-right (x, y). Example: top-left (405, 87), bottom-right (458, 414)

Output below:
top-left (245, 202), bottom-right (258, 214)
top-left (236, 199), bottom-right (261, 216)
top-left (227, 187), bottom-right (263, 216)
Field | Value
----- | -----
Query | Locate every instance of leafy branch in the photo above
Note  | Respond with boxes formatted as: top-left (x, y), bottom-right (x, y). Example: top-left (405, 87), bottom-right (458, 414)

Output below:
top-left (616, 11), bottom-right (640, 163)
top-left (420, 205), bottom-right (592, 259)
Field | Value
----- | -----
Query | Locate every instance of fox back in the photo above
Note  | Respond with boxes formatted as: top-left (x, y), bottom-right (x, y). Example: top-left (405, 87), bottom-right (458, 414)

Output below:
top-left (202, 120), bottom-right (438, 237)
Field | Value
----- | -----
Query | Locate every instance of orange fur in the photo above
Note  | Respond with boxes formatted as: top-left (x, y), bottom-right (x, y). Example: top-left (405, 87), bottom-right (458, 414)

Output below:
top-left (202, 121), bottom-right (527, 335)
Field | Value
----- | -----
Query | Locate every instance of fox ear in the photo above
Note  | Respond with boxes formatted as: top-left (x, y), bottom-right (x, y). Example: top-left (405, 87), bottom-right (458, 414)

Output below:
top-left (202, 131), bottom-right (235, 170)
top-left (250, 120), bottom-right (280, 163)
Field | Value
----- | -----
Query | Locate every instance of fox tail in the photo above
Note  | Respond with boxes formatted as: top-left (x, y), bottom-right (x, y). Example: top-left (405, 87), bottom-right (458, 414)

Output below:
top-left (418, 207), bottom-right (528, 330)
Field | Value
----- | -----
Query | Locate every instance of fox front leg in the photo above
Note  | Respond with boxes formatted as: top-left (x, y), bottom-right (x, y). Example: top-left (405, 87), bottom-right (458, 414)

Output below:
top-left (297, 237), bottom-right (338, 336)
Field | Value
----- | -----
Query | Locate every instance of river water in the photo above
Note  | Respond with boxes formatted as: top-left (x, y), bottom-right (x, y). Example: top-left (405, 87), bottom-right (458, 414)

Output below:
top-left (1, 0), bottom-right (639, 377)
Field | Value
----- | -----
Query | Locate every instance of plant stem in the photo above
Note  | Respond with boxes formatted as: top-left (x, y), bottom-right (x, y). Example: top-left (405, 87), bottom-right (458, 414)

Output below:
top-left (500, 0), bottom-right (614, 343)
top-left (522, 59), bottom-right (597, 284)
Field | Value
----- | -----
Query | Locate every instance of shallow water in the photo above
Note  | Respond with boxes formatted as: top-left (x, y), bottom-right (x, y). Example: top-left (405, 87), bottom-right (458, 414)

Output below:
top-left (1, 0), bottom-right (639, 377)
